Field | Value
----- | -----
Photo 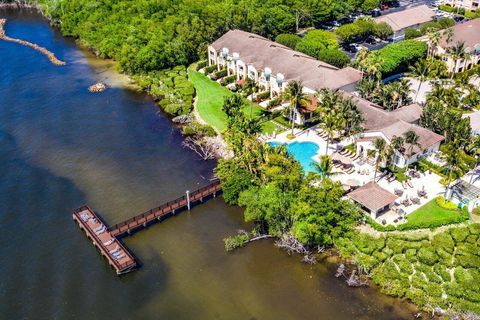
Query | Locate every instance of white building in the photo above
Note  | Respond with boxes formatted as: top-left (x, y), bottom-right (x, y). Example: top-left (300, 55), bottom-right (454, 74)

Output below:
top-left (207, 30), bottom-right (362, 98)
top-left (434, 18), bottom-right (480, 73)
top-left (441, 0), bottom-right (479, 12)
top-left (374, 5), bottom-right (435, 42)
top-left (347, 94), bottom-right (444, 168)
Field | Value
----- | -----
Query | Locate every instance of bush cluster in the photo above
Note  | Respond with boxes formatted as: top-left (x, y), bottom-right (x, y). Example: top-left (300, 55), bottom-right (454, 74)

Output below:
top-left (336, 225), bottom-right (480, 314)
top-left (132, 66), bottom-right (194, 116)
top-left (376, 40), bottom-right (428, 75)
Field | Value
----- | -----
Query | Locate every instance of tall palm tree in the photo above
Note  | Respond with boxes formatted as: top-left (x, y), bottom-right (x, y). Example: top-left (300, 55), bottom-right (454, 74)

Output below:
top-left (373, 138), bottom-right (388, 182)
top-left (316, 89), bottom-right (342, 155)
top-left (444, 27), bottom-right (454, 45)
top-left (312, 155), bottom-right (339, 180)
top-left (403, 129), bottom-right (420, 170)
top-left (448, 41), bottom-right (468, 78)
top-left (286, 81), bottom-right (310, 135)
top-left (389, 135), bottom-right (405, 171)
top-left (355, 48), bottom-right (370, 78)
top-left (407, 59), bottom-right (433, 103)
top-left (427, 29), bottom-right (441, 58)
top-left (443, 143), bottom-right (462, 198)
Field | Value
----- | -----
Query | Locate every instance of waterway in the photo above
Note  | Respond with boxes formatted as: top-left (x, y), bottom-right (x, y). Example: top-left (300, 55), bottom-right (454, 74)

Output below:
top-left (0, 9), bottom-right (417, 320)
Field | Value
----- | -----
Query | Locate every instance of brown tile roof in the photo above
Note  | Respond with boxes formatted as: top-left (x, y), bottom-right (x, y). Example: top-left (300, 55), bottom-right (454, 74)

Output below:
top-left (439, 18), bottom-right (480, 50)
top-left (341, 93), bottom-right (443, 152)
top-left (348, 182), bottom-right (398, 212)
top-left (210, 30), bottom-right (362, 91)
top-left (374, 5), bottom-right (435, 32)
top-left (378, 120), bottom-right (444, 154)
top-left (390, 103), bottom-right (422, 123)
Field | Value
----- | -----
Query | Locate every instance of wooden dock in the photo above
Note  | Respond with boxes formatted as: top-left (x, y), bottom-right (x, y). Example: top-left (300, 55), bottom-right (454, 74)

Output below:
top-left (72, 206), bottom-right (136, 275)
top-left (73, 179), bottom-right (222, 275)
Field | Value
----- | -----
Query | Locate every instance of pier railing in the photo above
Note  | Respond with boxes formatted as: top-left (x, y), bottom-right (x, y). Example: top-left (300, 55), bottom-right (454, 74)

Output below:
top-left (108, 179), bottom-right (221, 236)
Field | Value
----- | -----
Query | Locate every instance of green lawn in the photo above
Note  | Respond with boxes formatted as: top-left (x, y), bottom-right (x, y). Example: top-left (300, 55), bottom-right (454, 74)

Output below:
top-left (187, 67), bottom-right (280, 134)
top-left (402, 198), bottom-right (468, 229)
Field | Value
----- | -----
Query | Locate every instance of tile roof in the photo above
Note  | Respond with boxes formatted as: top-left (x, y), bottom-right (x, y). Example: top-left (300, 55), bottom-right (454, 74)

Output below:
top-left (210, 30), bottom-right (362, 91)
top-left (347, 182), bottom-right (398, 212)
top-left (439, 18), bottom-right (480, 50)
top-left (341, 93), bottom-right (443, 152)
top-left (374, 5), bottom-right (435, 32)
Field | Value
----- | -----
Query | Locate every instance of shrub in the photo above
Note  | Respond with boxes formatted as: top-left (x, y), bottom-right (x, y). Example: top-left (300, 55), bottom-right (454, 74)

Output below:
top-left (450, 227), bottom-right (470, 243)
top-left (214, 68), bottom-right (227, 79)
top-left (432, 232), bottom-right (455, 254)
top-left (468, 223), bottom-right (480, 235)
top-left (256, 91), bottom-right (271, 101)
top-left (439, 4), bottom-right (454, 13)
top-left (404, 28), bottom-right (422, 40)
top-left (377, 40), bottom-right (428, 75)
top-left (268, 97), bottom-right (282, 108)
top-left (438, 17), bottom-right (455, 29)
top-left (419, 21), bottom-right (441, 34)
top-left (275, 33), bottom-right (302, 49)
top-left (435, 196), bottom-right (458, 210)
top-left (393, 254), bottom-right (413, 274)
top-left (204, 65), bottom-right (217, 74)
top-left (286, 133), bottom-right (295, 140)
top-left (465, 10), bottom-right (480, 19)
top-left (223, 75), bottom-right (236, 85)
top-left (405, 249), bottom-right (417, 262)
top-left (373, 22), bottom-right (393, 40)
top-left (433, 263), bottom-right (451, 282)
top-left (418, 246), bottom-right (439, 266)
top-left (317, 49), bottom-right (351, 68)
top-left (196, 60), bottom-right (207, 70)
top-left (295, 30), bottom-right (339, 57)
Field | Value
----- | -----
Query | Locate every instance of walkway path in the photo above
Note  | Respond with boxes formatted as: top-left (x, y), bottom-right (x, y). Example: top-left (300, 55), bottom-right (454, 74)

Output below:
top-left (0, 19), bottom-right (66, 66)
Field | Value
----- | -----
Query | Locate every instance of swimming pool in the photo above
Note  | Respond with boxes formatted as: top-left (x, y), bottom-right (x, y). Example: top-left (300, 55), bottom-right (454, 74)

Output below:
top-left (269, 141), bottom-right (320, 173)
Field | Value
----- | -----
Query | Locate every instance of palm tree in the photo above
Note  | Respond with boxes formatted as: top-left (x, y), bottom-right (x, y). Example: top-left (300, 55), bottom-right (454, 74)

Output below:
top-left (316, 89), bottom-right (342, 155)
top-left (389, 135), bottom-right (405, 171)
top-left (312, 155), bottom-right (339, 180)
top-left (373, 138), bottom-right (388, 182)
top-left (338, 97), bottom-right (364, 137)
top-left (286, 81), bottom-right (310, 135)
top-left (444, 27), bottom-right (454, 45)
top-left (359, 52), bottom-right (384, 81)
top-left (427, 29), bottom-right (441, 58)
top-left (443, 143), bottom-right (462, 197)
top-left (407, 59), bottom-right (433, 103)
top-left (448, 41), bottom-right (468, 78)
top-left (403, 129), bottom-right (420, 170)
top-left (355, 48), bottom-right (370, 78)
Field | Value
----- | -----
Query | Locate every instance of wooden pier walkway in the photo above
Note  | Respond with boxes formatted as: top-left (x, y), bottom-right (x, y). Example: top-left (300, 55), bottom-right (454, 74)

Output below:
top-left (73, 179), bottom-right (222, 275)
top-left (72, 206), bottom-right (136, 275)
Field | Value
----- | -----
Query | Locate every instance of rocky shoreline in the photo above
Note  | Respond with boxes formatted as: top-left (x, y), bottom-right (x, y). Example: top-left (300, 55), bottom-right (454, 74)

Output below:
top-left (0, 18), bottom-right (65, 66)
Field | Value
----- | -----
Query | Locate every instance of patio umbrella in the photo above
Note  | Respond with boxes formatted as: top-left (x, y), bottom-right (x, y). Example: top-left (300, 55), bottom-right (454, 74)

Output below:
top-left (344, 178), bottom-right (360, 187)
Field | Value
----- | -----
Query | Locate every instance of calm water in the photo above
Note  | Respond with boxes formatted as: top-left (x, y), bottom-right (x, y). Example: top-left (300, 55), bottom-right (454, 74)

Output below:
top-left (0, 9), bottom-right (417, 320)
top-left (270, 141), bottom-right (320, 172)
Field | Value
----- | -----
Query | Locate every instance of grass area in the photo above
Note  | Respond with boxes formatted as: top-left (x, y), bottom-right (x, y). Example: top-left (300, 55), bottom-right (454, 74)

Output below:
top-left (187, 67), bottom-right (280, 134)
top-left (403, 198), bottom-right (468, 229)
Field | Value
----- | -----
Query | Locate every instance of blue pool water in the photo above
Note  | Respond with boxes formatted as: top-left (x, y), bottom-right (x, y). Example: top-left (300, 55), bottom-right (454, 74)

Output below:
top-left (269, 141), bottom-right (320, 173)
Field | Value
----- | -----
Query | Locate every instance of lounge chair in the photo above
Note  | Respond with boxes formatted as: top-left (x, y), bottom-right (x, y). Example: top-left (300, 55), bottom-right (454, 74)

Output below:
top-left (115, 253), bottom-right (125, 260)
top-left (103, 239), bottom-right (115, 246)
top-left (95, 226), bottom-right (106, 235)
top-left (93, 224), bottom-right (104, 232)
top-left (109, 246), bottom-right (120, 254)
top-left (407, 180), bottom-right (414, 188)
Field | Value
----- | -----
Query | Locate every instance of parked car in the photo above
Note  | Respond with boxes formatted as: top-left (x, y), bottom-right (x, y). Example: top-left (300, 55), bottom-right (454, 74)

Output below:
top-left (371, 9), bottom-right (382, 17)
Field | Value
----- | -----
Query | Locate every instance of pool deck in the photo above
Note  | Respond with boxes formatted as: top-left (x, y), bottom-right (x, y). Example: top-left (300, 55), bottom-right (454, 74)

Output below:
top-left (265, 127), bottom-right (446, 226)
